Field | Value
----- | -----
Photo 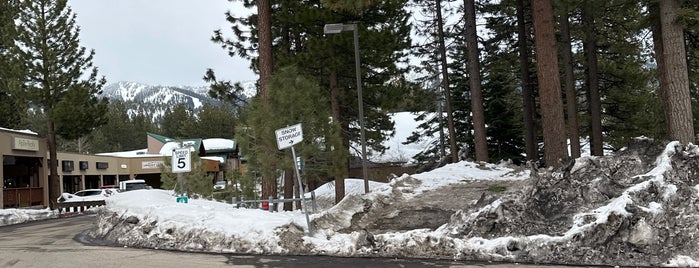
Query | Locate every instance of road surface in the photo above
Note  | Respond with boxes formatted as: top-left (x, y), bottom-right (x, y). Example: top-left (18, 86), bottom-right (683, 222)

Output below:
top-left (0, 215), bottom-right (605, 268)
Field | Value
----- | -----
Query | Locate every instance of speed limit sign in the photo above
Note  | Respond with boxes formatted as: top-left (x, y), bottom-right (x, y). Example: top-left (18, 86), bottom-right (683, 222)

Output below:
top-left (172, 148), bottom-right (191, 173)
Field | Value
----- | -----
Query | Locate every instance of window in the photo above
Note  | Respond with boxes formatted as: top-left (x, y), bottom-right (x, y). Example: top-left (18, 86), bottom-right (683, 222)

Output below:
top-left (79, 161), bottom-right (89, 170)
top-left (62, 160), bottom-right (74, 172)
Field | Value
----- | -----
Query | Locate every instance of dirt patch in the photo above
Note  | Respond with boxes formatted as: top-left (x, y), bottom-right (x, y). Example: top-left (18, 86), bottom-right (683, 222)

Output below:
top-left (347, 179), bottom-right (528, 234)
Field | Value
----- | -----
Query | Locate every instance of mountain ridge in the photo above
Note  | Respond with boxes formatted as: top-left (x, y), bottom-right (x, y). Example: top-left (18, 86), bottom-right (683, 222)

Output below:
top-left (100, 81), bottom-right (256, 119)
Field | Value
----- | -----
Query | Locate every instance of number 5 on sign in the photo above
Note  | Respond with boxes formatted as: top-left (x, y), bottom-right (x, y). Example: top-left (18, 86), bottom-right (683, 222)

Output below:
top-left (172, 148), bottom-right (191, 173)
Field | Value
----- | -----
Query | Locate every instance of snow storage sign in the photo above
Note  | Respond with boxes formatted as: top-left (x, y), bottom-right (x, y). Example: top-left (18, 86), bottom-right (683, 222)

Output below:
top-left (275, 123), bottom-right (303, 150)
top-left (171, 148), bottom-right (191, 173)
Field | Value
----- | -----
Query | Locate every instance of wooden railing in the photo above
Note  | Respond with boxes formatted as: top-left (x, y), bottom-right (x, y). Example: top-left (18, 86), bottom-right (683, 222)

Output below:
top-left (2, 187), bottom-right (44, 208)
top-left (56, 200), bottom-right (106, 217)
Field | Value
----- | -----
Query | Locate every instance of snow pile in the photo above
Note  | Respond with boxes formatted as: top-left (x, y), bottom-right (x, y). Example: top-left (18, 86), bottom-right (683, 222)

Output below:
top-left (366, 139), bottom-right (699, 266)
top-left (88, 189), bottom-right (308, 253)
top-left (309, 178), bottom-right (388, 211)
top-left (83, 139), bottom-right (699, 266)
top-left (0, 208), bottom-right (57, 226)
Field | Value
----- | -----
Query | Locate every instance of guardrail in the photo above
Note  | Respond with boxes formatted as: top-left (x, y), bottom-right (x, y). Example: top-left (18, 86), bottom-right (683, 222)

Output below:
top-left (56, 200), bottom-right (106, 217)
top-left (232, 192), bottom-right (317, 213)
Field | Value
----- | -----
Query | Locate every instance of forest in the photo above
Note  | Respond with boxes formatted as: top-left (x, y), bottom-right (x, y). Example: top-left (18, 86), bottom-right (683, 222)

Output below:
top-left (1, 0), bottom-right (699, 202)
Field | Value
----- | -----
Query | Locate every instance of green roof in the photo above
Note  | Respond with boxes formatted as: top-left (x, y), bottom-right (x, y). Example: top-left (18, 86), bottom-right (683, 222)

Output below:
top-left (147, 132), bottom-right (175, 143)
top-left (180, 138), bottom-right (202, 150)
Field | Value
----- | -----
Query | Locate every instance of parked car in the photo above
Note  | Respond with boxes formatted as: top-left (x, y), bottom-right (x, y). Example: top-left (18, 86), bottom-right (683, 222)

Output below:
top-left (119, 179), bottom-right (151, 192)
top-left (213, 180), bottom-right (227, 191)
top-left (57, 189), bottom-right (115, 203)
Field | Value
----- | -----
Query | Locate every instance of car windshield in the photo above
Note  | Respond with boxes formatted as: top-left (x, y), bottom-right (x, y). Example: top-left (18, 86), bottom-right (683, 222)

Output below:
top-left (216, 181), bottom-right (226, 185)
top-left (75, 190), bottom-right (102, 196)
top-left (125, 183), bottom-right (148, 191)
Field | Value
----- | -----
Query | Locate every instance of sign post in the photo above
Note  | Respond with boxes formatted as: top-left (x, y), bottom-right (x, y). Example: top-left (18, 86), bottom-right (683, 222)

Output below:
top-left (172, 145), bottom-right (191, 203)
top-left (275, 124), bottom-right (312, 235)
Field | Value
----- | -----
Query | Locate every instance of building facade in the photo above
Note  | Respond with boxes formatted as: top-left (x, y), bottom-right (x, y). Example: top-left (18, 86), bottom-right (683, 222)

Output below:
top-left (2, 129), bottom-right (239, 209)
top-left (1, 128), bottom-right (48, 208)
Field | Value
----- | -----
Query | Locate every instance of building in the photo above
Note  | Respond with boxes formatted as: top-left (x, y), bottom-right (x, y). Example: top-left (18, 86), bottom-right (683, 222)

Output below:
top-left (1, 128), bottom-right (48, 208)
top-left (1, 128), bottom-right (240, 209)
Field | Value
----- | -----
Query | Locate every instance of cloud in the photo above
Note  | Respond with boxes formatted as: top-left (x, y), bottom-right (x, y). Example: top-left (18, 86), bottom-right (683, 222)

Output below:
top-left (69, 0), bottom-right (256, 86)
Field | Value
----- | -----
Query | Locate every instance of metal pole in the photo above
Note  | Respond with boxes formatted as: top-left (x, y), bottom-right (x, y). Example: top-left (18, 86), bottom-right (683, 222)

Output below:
top-left (352, 24), bottom-right (369, 194)
top-left (291, 146), bottom-right (313, 236)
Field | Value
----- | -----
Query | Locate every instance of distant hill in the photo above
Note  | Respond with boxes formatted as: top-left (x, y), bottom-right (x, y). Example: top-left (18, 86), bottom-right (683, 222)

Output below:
top-left (99, 81), bottom-right (256, 119)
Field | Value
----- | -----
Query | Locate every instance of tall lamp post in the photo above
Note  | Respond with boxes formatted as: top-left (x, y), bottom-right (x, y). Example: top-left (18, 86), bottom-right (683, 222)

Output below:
top-left (324, 23), bottom-right (369, 194)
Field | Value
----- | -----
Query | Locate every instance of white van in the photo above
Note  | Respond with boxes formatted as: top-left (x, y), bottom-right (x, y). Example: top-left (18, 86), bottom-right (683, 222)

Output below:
top-left (119, 179), bottom-right (150, 192)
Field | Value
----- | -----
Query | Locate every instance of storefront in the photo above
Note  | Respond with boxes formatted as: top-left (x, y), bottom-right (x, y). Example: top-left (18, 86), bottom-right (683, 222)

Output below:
top-left (1, 128), bottom-right (48, 208)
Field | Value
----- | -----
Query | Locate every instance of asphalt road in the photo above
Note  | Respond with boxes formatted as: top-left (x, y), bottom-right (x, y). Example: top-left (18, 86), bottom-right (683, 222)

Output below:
top-left (0, 215), bottom-right (604, 268)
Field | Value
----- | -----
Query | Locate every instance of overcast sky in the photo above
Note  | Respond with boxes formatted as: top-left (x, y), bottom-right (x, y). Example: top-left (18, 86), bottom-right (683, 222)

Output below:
top-left (68, 0), bottom-right (256, 87)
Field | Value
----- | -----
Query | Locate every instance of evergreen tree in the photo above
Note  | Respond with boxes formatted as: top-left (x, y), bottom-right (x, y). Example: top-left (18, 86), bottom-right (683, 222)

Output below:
top-left (581, 0), bottom-right (604, 156)
top-left (16, 0), bottom-right (108, 207)
top-left (193, 103), bottom-right (236, 139)
top-left (408, 0), bottom-right (463, 168)
top-left (159, 104), bottom-right (194, 139)
top-left (90, 100), bottom-right (148, 153)
top-left (655, 0), bottom-right (695, 144)
top-left (161, 153), bottom-right (214, 198)
top-left (213, 0), bottom-right (412, 202)
top-left (589, 0), bottom-right (657, 150)
top-left (558, 2), bottom-right (581, 158)
top-left (0, 0), bottom-right (26, 129)
top-left (681, 1), bottom-right (699, 136)
top-left (532, 0), bottom-right (568, 167)
top-left (463, 0), bottom-right (488, 162)
top-left (516, 0), bottom-right (538, 161)
top-left (237, 65), bottom-right (346, 202)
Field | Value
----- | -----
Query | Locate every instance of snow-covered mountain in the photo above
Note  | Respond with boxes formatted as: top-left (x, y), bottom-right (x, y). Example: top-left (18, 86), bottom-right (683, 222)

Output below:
top-left (100, 81), bottom-right (256, 119)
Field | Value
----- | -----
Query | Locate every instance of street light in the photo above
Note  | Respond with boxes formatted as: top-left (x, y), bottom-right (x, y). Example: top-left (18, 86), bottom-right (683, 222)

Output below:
top-left (324, 23), bottom-right (370, 194)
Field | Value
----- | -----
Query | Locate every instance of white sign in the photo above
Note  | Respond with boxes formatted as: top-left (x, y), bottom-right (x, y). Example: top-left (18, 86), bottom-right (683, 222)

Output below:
top-left (275, 123), bottom-right (303, 150)
top-left (141, 160), bottom-right (163, 169)
top-left (171, 148), bottom-right (191, 173)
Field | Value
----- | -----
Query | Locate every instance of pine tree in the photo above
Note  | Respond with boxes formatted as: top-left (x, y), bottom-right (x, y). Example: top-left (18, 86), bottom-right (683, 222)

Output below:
top-left (161, 153), bottom-right (213, 198)
top-left (582, 1), bottom-right (604, 156)
top-left (463, 0), bottom-right (488, 162)
top-left (588, 1), bottom-right (657, 150)
top-left (0, 0), bottom-right (26, 129)
top-left (159, 104), bottom-right (194, 139)
top-left (237, 65), bottom-right (346, 206)
top-left (213, 0), bottom-right (412, 203)
top-left (406, 0), bottom-right (457, 167)
top-left (655, 0), bottom-right (695, 144)
top-left (516, 0), bottom-right (538, 161)
top-left (559, 3), bottom-right (581, 158)
top-left (193, 103), bottom-right (236, 139)
top-left (16, 0), bottom-right (108, 207)
top-left (532, 0), bottom-right (568, 167)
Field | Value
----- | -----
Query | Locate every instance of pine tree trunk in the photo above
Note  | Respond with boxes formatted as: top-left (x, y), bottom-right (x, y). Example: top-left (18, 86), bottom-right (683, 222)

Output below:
top-left (283, 169), bottom-right (293, 211)
top-left (257, 0), bottom-right (277, 202)
top-left (47, 119), bottom-right (59, 209)
top-left (651, 5), bottom-right (671, 140)
top-left (560, 10), bottom-right (581, 158)
top-left (257, 0), bottom-right (273, 100)
top-left (531, 0), bottom-right (569, 167)
top-left (464, 0), bottom-right (488, 162)
top-left (436, 0), bottom-right (459, 163)
top-left (330, 70), bottom-right (345, 204)
top-left (582, 3), bottom-right (604, 156)
top-left (659, 0), bottom-right (695, 144)
top-left (517, 0), bottom-right (538, 161)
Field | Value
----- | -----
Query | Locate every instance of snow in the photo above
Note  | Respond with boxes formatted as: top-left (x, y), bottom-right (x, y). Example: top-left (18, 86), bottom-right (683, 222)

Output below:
top-left (0, 208), bottom-right (57, 226)
top-left (202, 138), bottom-right (235, 150)
top-left (366, 112), bottom-right (435, 163)
top-left (97, 148), bottom-right (153, 157)
top-left (0, 127), bottom-right (38, 135)
top-left (2, 140), bottom-right (698, 266)
top-left (159, 141), bottom-right (198, 155)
